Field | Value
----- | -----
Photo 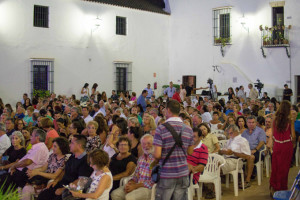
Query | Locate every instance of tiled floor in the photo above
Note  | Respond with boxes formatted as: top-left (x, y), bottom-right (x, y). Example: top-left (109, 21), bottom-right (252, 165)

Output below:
top-left (194, 166), bottom-right (299, 200)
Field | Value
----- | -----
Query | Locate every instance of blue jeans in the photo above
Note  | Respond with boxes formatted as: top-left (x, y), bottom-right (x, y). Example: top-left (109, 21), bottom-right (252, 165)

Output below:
top-left (155, 176), bottom-right (189, 200)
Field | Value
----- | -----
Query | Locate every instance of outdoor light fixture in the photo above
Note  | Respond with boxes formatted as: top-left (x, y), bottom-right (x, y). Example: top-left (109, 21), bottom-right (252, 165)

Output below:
top-left (92, 16), bottom-right (101, 32)
top-left (240, 14), bottom-right (249, 32)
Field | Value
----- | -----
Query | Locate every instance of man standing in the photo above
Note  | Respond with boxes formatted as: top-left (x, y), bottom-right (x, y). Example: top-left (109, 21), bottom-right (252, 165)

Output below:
top-left (237, 86), bottom-right (246, 102)
top-left (144, 84), bottom-right (154, 100)
top-left (164, 81), bottom-right (176, 98)
top-left (153, 100), bottom-right (194, 200)
top-left (248, 84), bottom-right (258, 100)
top-left (0, 123), bottom-right (11, 156)
top-left (283, 84), bottom-right (293, 102)
top-left (111, 134), bottom-right (155, 200)
top-left (137, 90), bottom-right (148, 113)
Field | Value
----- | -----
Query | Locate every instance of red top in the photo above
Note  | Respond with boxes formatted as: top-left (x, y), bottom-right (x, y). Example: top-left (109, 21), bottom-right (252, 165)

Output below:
top-left (172, 92), bottom-right (181, 103)
top-left (273, 123), bottom-right (291, 142)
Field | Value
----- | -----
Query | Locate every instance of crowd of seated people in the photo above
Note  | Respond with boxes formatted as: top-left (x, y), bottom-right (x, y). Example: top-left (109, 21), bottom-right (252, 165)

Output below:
top-left (0, 82), bottom-right (299, 200)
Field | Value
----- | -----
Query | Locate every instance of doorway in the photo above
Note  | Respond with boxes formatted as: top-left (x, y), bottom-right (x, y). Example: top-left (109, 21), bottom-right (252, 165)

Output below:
top-left (296, 76), bottom-right (300, 103)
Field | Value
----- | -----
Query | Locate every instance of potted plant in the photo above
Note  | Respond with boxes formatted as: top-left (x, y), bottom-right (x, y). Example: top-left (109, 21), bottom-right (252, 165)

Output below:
top-left (259, 25), bottom-right (263, 31)
top-left (263, 35), bottom-right (268, 46)
top-left (214, 37), bottom-right (221, 44)
top-left (33, 89), bottom-right (51, 99)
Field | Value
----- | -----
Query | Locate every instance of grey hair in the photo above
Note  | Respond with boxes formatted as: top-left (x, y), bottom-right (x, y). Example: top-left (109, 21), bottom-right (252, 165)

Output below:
top-left (0, 123), bottom-right (6, 132)
top-left (11, 131), bottom-right (25, 146)
top-left (140, 134), bottom-right (153, 143)
top-left (71, 107), bottom-right (80, 113)
top-left (150, 108), bottom-right (158, 115)
top-left (247, 115), bottom-right (256, 121)
top-left (226, 124), bottom-right (240, 133)
top-left (34, 129), bottom-right (46, 142)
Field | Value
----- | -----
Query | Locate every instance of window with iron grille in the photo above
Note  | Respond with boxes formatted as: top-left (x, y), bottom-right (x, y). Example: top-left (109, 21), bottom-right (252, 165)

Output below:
top-left (114, 63), bottom-right (132, 94)
top-left (30, 59), bottom-right (54, 96)
top-left (34, 5), bottom-right (49, 28)
top-left (116, 16), bottom-right (127, 35)
top-left (213, 7), bottom-right (231, 45)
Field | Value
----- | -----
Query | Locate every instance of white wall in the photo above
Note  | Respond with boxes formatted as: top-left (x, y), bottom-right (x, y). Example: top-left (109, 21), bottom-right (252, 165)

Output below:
top-left (168, 0), bottom-right (300, 102)
top-left (0, 0), bottom-right (169, 105)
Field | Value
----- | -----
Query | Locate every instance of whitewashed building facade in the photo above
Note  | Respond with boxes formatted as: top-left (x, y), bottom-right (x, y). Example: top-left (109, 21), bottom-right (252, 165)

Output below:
top-left (0, 0), bottom-right (299, 104)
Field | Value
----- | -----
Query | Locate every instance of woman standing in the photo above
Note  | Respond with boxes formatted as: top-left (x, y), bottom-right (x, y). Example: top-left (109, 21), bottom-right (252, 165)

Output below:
top-left (81, 83), bottom-right (90, 102)
top-left (91, 83), bottom-right (98, 96)
top-left (270, 100), bottom-right (295, 196)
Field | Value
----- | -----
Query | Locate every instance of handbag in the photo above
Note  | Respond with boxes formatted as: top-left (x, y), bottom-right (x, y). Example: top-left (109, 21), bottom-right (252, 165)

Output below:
top-left (151, 122), bottom-right (186, 183)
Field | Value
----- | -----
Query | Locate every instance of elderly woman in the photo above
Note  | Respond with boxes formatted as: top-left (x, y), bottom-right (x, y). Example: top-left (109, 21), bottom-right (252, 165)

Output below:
top-left (86, 121), bottom-right (101, 153)
top-left (142, 113), bottom-right (157, 135)
top-left (199, 123), bottom-right (220, 154)
top-left (109, 137), bottom-right (137, 192)
top-left (22, 137), bottom-right (70, 200)
top-left (0, 131), bottom-right (27, 175)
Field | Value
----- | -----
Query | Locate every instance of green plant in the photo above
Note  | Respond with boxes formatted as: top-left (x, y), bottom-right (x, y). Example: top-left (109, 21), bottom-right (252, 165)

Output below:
top-left (0, 181), bottom-right (20, 200)
top-left (33, 89), bottom-right (51, 98)
top-left (220, 37), bottom-right (231, 47)
top-left (162, 84), bottom-right (180, 89)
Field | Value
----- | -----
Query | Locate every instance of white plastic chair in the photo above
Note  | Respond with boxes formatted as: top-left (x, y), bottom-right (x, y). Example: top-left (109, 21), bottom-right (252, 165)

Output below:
top-left (188, 173), bottom-right (200, 200)
top-left (218, 140), bottom-right (228, 149)
top-left (198, 153), bottom-right (226, 200)
top-left (264, 151), bottom-right (271, 177)
top-left (119, 171), bottom-right (135, 187)
top-left (255, 145), bottom-right (266, 186)
top-left (224, 158), bottom-right (244, 196)
top-left (150, 184), bottom-right (156, 200)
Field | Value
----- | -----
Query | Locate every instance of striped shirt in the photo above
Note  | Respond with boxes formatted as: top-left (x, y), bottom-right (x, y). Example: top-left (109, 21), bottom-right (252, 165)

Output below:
top-left (187, 142), bottom-right (208, 184)
top-left (153, 117), bottom-right (193, 179)
top-left (132, 153), bottom-right (155, 189)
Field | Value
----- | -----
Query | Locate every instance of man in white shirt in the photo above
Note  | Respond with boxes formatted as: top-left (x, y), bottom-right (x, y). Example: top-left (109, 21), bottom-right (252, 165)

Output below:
top-left (200, 105), bottom-right (212, 123)
top-left (237, 86), bottom-right (246, 102)
top-left (82, 107), bottom-right (93, 124)
top-left (144, 84), bottom-right (154, 100)
top-left (0, 123), bottom-right (11, 156)
top-left (98, 100), bottom-right (106, 117)
top-left (248, 84), bottom-right (258, 100)
top-left (219, 125), bottom-right (254, 189)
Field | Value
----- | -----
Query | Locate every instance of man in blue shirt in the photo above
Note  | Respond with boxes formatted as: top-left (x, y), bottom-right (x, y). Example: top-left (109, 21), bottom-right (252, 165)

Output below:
top-left (137, 90), bottom-right (148, 113)
top-left (241, 116), bottom-right (266, 164)
top-left (164, 81), bottom-right (176, 98)
top-left (144, 84), bottom-right (154, 100)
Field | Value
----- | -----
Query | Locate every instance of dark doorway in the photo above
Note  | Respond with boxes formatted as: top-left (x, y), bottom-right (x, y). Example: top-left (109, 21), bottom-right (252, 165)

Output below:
top-left (297, 76), bottom-right (300, 103)
top-left (182, 76), bottom-right (196, 95)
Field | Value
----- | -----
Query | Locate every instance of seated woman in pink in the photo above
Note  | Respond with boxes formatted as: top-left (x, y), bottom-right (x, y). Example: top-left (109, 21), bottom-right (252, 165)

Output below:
top-left (40, 117), bottom-right (59, 150)
top-left (187, 127), bottom-right (208, 184)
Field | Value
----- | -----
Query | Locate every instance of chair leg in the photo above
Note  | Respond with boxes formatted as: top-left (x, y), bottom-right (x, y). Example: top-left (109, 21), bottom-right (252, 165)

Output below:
top-left (257, 163), bottom-right (262, 185)
top-left (196, 186), bottom-right (201, 200)
top-left (266, 156), bottom-right (270, 178)
top-left (226, 174), bottom-right (229, 188)
top-left (297, 146), bottom-right (299, 167)
top-left (233, 172), bottom-right (238, 196)
top-left (241, 171), bottom-right (245, 191)
top-left (199, 182), bottom-right (203, 198)
top-left (214, 180), bottom-right (221, 200)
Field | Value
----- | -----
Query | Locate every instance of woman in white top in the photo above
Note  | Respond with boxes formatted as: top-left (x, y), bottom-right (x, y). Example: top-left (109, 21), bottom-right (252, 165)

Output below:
top-left (81, 83), bottom-right (90, 102)
top-left (70, 149), bottom-right (112, 200)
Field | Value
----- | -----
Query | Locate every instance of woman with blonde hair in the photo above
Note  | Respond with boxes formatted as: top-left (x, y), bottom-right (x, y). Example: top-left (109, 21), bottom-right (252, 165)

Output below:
top-left (142, 113), bottom-right (156, 135)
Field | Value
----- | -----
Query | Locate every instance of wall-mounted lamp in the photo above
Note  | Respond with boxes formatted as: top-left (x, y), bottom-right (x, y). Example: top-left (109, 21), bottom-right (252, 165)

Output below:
top-left (240, 14), bottom-right (249, 32)
top-left (92, 16), bottom-right (101, 32)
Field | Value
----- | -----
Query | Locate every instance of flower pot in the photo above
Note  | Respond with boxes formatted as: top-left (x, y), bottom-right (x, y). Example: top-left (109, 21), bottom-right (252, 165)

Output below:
top-left (274, 39), bottom-right (278, 45)
top-left (263, 41), bottom-right (267, 46)
top-left (283, 39), bottom-right (289, 44)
